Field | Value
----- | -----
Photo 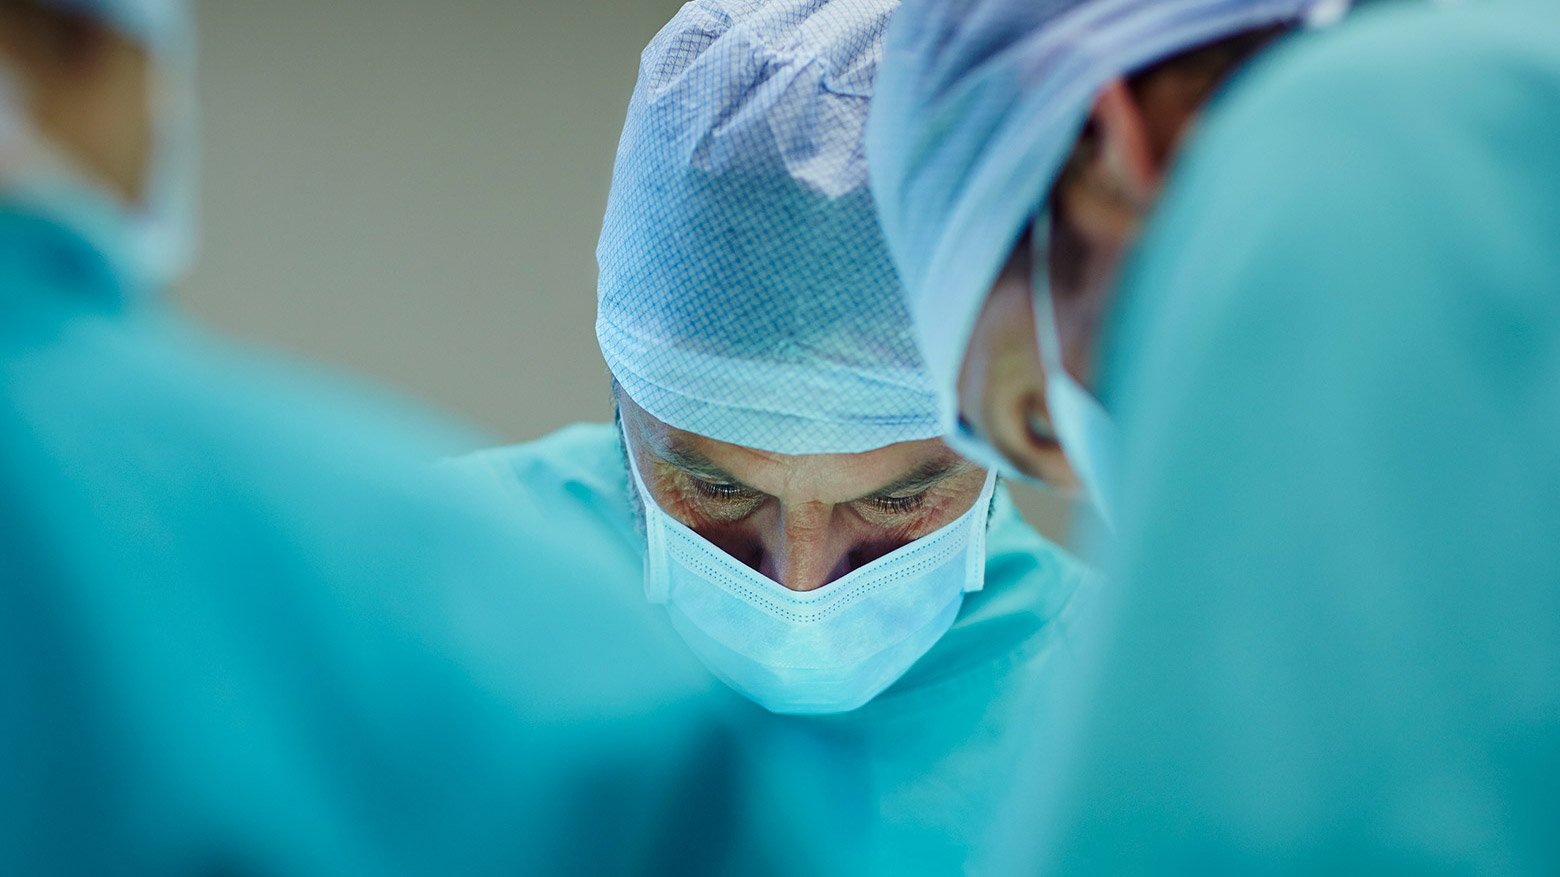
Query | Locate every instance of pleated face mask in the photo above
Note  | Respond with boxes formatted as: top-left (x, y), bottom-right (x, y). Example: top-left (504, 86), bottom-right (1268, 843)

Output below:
top-left (623, 424), bottom-right (999, 715)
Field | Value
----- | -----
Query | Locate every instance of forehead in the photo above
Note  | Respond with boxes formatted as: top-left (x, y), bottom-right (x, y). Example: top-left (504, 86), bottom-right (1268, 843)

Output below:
top-left (621, 394), bottom-right (961, 504)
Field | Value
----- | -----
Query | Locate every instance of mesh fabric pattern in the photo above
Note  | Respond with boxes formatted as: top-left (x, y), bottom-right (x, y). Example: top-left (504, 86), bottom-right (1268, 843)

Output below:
top-left (597, 0), bottom-right (942, 456)
top-left (865, 0), bottom-right (1333, 429)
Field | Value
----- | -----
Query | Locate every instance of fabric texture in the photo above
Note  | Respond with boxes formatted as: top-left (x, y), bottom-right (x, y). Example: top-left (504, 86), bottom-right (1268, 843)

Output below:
top-left (866, 0), bottom-right (1329, 431)
top-left (453, 423), bottom-right (1094, 874)
top-left (596, 0), bottom-right (943, 456)
top-left (0, 207), bottom-right (841, 874)
top-left (1004, 0), bottom-right (1560, 870)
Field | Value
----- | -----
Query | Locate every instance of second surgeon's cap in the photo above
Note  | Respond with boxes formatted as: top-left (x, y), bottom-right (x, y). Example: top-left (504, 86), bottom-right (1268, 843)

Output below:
top-left (866, 0), bottom-right (1342, 427)
top-left (596, 0), bottom-right (944, 456)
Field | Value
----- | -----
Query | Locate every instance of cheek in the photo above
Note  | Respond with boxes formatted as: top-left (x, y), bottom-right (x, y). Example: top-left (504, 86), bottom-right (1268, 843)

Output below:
top-left (657, 491), bottom-right (767, 570)
top-left (1053, 281), bottom-right (1109, 380)
top-left (965, 305), bottom-right (1046, 420)
top-left (88, 39), bottom-right (157, 203)
top-left (927, 481), bottom-right (988, 531)
top-left (860, 479), bottom-right (988, 541)
top-left (648, 478), bottom-right (706, 526)
top-left (1033, 450), bottom-right (1081, 493)
top-left (651, 474), bottom-right (759, 529)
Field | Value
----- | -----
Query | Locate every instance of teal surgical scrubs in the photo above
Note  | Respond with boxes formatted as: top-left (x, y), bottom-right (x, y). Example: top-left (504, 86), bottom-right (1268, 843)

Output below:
top-left (1012, 0), bottom-right (1560, 870)
top-left (0, 208), bottom-right (841, 875)
top-left (455, 423), bottom-right (1093, 874)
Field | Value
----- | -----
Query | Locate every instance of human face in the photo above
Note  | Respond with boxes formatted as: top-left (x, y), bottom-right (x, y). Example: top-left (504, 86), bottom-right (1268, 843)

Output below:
top-left (0, 7), bottom-right (155, 202)
top-left (619, 393), bottom-right (989, 594)
top-left (955, 218), bottom-right (1119, 489)
top-left (953, 74), bottom-right (1208, 485)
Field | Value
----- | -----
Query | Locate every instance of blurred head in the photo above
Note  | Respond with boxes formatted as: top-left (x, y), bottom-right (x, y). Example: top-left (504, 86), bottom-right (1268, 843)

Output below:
top-left (605, 0), bottom-right (1017, 713)
top-left (869, 0), bottom-right (1335, 496)
top-left (0, 0), bottom-right (154, 201)
top-left (599, 0), bottom-right (991, 594)
top-left (958, 26), bottom-right (1291, 485)
top-left (0, 0), bottom-right (195, 288)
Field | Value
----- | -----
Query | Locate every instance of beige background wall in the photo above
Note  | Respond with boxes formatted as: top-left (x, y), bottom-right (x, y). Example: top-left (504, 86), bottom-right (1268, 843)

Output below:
top-left (182, 0), bottom-right (1076, 542)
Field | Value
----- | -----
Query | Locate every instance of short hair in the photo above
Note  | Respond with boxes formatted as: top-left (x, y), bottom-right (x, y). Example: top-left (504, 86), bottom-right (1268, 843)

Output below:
top-left (1053, 24), bottom-right (1294, 203)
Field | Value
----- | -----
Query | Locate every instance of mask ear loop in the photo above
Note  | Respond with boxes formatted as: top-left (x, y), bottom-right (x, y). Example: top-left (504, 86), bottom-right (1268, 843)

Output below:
top-left (961, 470), bottom-right (1000, 593)
top-left (1029, 216), bottom-right (1121, 530)
top-left (620, 423), bottom-right (672, 604)
top-left (1029, 215), bottom-right (1070, 379)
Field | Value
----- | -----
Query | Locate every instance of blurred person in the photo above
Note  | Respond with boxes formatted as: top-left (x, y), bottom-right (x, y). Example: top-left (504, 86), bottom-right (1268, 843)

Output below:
top-left (1006, 0), bottom-right (1560, 869)
top-left (867, 0), bottom-right (1344, 525)
top-left (453, 0), bottom-right (1092, 870)
top-left (872, 0), bottom-right (1560, 870)
top-left (0, 1), bottom-right (841, 873)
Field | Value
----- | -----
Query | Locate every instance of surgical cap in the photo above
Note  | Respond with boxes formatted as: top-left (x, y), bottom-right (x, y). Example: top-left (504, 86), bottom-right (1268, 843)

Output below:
top-left (596, 0), bottom-right (944, 457)
top-left (44, 0), bottom-right (191, 57)
top-left (866, 0), bottom-right (1336, 427)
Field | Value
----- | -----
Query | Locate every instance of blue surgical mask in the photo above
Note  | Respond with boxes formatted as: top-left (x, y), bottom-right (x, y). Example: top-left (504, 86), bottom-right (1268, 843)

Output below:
top-left (1028, 223), bottom-right (1119, 529)
top-left (1026, 222), bottom-right (1120, 529)
top-left (623, 427), bottom-right (999, 715)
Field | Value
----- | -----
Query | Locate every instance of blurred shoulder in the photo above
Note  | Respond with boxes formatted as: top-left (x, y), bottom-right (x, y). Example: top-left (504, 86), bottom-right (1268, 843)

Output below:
top-left (985, 486), bottom-right (1096, 611)
top-left (445, 422), bottom-right (635, 535)
top-left (877, 484), bottom-right (1095, 707)
top-left (1216, 0), bottom-right (1560, 135)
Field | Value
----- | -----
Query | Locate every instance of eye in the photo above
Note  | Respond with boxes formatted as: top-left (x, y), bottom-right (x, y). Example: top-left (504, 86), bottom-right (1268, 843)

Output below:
top-left (867, 492), bottom-right (928, 515)
top-left (691, 477), bottom-right (758, 503)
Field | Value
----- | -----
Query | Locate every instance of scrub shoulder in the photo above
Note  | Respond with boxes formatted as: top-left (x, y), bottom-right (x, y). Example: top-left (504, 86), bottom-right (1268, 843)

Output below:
top-left (1042, 1), bottom-right (1560, 871)
top-left (2, 284), bottom-right (756, 872)
top-left (1110, 0), bottom-right (1560, 407)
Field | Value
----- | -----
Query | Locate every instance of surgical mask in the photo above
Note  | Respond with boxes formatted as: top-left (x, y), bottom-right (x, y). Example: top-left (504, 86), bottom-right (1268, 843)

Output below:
top-left (623, 428), bottom-right (999, 715)
top-left (943, 221), bottom-right (1120, 530)
top-left (1028, 221), bottom-right (1119, 529)
top-left (0, 33), bottom-right (197, 295)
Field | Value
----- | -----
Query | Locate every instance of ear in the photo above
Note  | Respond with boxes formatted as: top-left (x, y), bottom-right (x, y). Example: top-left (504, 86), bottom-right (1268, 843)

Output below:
top-left (1089, 78), bottom-right (1164, 202)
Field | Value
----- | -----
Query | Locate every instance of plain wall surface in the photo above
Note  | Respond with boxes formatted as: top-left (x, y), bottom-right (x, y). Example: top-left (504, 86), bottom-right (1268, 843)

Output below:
top-left (182, 0), bottom-right (1075, 541)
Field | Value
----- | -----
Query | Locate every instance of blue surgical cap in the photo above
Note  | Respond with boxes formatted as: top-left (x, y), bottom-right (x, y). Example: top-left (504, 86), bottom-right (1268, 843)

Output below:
top-left (44, 0), bottom-right (190, 57)
top-left (866, 0), bottom-right (1334, 429)
top-left (596, 0), bottom-right (945, 457)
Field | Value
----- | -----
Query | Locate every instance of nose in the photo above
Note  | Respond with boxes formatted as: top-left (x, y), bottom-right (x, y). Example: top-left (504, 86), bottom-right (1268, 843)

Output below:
top-left (757, 505), bottom-right (856, 593)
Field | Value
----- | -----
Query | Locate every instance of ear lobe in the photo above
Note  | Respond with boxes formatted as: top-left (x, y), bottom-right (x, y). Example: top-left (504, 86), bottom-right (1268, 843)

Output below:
top-left (1090, 78), bottom-right (1163, 202)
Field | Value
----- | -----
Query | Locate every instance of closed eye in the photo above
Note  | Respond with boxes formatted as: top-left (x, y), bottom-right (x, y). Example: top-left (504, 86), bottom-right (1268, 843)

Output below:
top-left (691, 477), bottom-right (761, 503)
top-left (865, 491), bottom-right (928, 515)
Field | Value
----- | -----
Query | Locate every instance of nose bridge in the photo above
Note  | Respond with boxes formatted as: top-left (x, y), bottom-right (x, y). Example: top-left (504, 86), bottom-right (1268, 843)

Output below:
top-left (766, 502), bottom-right (853, 593)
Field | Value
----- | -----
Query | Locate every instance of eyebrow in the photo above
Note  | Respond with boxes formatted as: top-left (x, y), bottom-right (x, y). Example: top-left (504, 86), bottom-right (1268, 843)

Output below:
top-left (655, 440), bottom-right (752, 488)
top-left (655, 438), bottom-right (970, 501)
top-left (861, 458), bottom-right (972, 501)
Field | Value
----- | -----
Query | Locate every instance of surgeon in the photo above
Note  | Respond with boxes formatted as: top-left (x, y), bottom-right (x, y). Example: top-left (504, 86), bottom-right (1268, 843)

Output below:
top-left (0, 1), bottom-right (831, 873)
top-left (872, 0), bottom-right (1560, 871)
top-left (453, 0), bottom-right (1092, 870)
top-left (867, 0), bottom-right (1342, 525)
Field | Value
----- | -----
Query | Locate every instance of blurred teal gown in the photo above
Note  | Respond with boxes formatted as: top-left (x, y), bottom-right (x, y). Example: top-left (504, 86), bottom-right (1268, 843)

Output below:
top-left (455, 425), bottom-right (1093, 873)
top-left (0, 206), bottom-right (869, 874)
top-left (1006, 0), bottom-right (1560, 871)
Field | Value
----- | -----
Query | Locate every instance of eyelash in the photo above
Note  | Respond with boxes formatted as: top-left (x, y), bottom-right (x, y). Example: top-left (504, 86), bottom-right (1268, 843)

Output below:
top-left (692, 478), bottom-right (758, 503)
top-left (690, 477), bottom-right (930, 515)
top-left (868, 493), bottom-right (928, 515)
